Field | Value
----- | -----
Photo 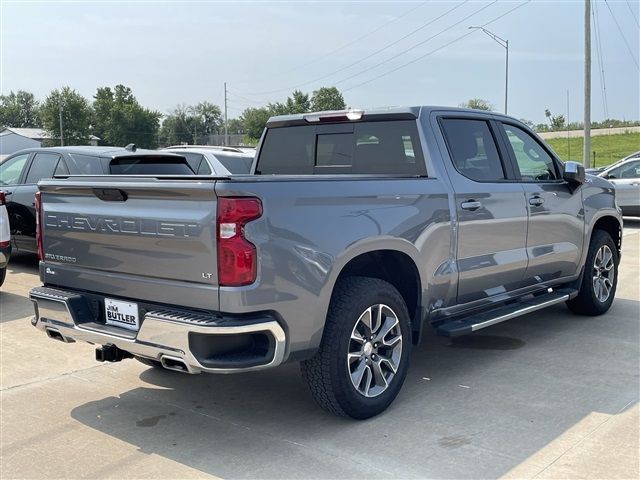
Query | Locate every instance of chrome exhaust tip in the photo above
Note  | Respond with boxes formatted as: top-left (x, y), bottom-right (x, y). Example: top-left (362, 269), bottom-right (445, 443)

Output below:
top-left (45, 327), bottom-right (74, 343)
top-left (160, 355), bottom-right (193, 374)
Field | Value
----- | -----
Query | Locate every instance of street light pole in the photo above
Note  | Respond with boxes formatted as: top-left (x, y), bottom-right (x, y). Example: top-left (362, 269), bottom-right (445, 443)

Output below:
top-left (504, 39), bottom-right (509, 115)
top-left (469, 26), bottom-right (509, 114)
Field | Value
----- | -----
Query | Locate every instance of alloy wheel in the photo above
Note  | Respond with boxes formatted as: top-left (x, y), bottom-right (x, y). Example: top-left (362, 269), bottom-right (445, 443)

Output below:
top-left (347, 304), bottom-right (403, 398)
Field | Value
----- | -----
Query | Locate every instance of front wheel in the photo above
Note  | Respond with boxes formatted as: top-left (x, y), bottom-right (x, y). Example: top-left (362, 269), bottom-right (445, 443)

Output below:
top-left (566, 230), bottom-right (619, 316)
top-left (301, 276), bottom-right (411, 419)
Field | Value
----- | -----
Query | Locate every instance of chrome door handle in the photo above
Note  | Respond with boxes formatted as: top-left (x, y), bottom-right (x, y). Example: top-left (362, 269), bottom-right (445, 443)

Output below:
top-left (529, 196), bottom-right (545, 206)
top-left (461, 200), bottom-right (482, 211)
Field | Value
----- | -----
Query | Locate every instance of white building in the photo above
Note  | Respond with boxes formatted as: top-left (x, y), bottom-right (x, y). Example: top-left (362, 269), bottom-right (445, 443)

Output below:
top-left (0, 127), bottom-right (99, 158)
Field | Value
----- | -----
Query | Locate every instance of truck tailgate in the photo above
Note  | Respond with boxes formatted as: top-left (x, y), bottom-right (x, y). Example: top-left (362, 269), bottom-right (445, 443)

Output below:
top-left (39, 177), bottom-right (220, 311)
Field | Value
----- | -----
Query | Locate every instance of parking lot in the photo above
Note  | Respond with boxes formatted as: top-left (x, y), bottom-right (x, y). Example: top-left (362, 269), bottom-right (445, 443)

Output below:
top-left (1, 220), bottom-right (638, 479)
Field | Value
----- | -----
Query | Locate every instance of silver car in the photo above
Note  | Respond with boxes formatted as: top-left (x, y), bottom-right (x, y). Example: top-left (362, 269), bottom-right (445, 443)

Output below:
top-left (162, 145), bottom-right (255, 175)
top-left (599, 157), bottom-right (640, 216)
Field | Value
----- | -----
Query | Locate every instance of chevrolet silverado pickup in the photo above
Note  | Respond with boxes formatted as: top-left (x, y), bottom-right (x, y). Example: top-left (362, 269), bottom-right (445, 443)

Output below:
top-left (30, 107), bottom-right (622, 419)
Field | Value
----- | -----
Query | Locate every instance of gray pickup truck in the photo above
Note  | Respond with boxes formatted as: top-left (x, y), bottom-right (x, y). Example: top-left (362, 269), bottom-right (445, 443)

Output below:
top-left (30, 107), bottom-right (622, 419)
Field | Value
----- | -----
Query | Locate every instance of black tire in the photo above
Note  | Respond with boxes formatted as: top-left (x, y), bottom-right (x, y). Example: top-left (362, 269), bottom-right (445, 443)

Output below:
top-left (301, 276), bottom-right (412, 419)
top-left (0, 267), bottom-right (5, 287)
top-left (135, 356), bottom-right (164, 369)
top-left (566, 229), bottom-right (619, 316)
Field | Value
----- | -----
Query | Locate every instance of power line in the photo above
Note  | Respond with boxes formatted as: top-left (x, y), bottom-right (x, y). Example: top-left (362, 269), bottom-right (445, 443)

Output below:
top-left (277, 1), bottom-right (429, 76)
top-left (342, 1), bottom-right (531, 93)
top-left (625, 0), bottom-right (640, 28)
top-left (334, 0), bottom-right (497, 88)
top-left (592, 0), bottom-right (609, 119)
top-left (227, 90), bottom-right (269, 106)
top-left (239, 1), bottom-right (472, 96)
top-left (603, 0), bottom-right (639, 69)
top-left (259, 1), bottom-right (469, 95)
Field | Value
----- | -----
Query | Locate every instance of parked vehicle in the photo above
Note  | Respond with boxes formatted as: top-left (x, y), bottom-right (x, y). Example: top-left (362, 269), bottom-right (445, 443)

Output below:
top-left (29, 107), bottom-right (622, 419)
top-left (598, 156), bottom-right (640, 216)
top-left (0, 146), bottom-right (193, 254)
top-left (0, 190), bottom-right (10, 286)
top-left (162, 145), bottom-right (255, 174)
top-left (586, 151), bottom-right (640, 175)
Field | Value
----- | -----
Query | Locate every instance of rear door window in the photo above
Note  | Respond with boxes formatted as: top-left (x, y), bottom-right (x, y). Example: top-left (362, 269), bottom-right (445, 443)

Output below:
top-left (68, 154), bottom-right (105, 174)
top-left (439, 118), bottom-right (505, 182)
top-left (24, 153), bottom-right (62, 184)
top-left (256, 120), bottom-right (426, 175)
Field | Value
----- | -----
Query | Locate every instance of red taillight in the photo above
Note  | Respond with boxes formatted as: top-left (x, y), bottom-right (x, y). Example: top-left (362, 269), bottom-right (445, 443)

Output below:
top-left (216, 197), bottom-right (262, 286)
top-left (35, 191), bottom-right (44, 261)
top-left (0, 191), bottom-right (5, 205)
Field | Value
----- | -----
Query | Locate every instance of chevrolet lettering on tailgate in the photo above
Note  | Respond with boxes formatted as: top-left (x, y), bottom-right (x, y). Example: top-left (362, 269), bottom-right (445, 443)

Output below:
top-left (45, 213), bottom-right (200, 238)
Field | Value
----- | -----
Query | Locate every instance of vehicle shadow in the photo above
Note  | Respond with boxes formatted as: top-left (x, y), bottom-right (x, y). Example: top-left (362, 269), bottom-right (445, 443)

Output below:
top-left (69, 299), bottom-right (640, 479)
top-left (6, 252), bottom-right (39, 275)
top-left (0, 291), bottom-right (34, 323)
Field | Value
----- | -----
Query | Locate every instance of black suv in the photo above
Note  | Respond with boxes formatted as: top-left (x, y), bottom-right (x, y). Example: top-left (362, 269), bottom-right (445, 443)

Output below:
top-left (0, 146), bottom-right (192, 254)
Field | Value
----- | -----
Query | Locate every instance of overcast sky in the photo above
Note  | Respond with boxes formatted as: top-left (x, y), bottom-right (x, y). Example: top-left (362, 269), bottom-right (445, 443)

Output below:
top-left (1, 0), bottom-right (638, 124)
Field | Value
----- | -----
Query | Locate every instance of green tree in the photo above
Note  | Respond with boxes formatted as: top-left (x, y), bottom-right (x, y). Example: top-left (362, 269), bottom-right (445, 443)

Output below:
top-left (285, 90), bottom-right (310, 114)
top-left (240, 107), bottom-right (272, 140)
top-left (159, 104), bottom-right (192, 146)
top-left (40, 87), bottom-right (92, 145)
top-left (92, 85), bottom-right (161, 148)
top-left (0, 90), bottom-right (40, 128)
top-left (159, 101), bottom-right (224, 146)
top-left (226, 118), bottom-right (244, 135)
top-left (192, 101), bottom-right (223, 136)
top-left (310, 86), bottom-right (346, 111)
top-left (460, 98), bottom-right (493, 111)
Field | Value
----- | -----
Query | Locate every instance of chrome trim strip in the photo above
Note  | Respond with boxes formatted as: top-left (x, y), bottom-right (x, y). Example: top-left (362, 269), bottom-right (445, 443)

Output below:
top-left (470, 294), bottom-right (569, 332)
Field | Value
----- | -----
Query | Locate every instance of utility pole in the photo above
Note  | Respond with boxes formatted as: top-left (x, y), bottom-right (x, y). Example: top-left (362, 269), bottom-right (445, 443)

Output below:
top-left (583, 0), bottom-right (591, 168)
top-left (224, 82), bottom-right (229, 146)
top-left (58, 102), bottom-right (64, 146)
top-left (567, 90), bottom-right (571, 160)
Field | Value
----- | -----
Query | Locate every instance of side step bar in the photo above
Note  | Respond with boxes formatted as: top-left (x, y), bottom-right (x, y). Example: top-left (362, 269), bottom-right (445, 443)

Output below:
top-left (436, 289), bottom-right (576, 337)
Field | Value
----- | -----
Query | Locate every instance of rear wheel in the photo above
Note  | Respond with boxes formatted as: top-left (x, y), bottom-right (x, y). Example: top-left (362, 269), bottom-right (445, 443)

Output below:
top-left (0, 267), bottom-right (5, 287)
top-left (301, 276), bottom-right (411, 419)
top-left (567, 230), bottom-right (618, 315)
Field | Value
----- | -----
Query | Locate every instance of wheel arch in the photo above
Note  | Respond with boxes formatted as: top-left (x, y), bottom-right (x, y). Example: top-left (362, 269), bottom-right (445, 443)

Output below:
top-left (332, 249), bottom-right (423, 344)
top-left (591, 214), bottom-right (622, 257)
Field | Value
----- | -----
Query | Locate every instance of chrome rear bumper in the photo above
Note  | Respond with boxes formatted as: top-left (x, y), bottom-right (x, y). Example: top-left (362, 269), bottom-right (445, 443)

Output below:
top-left (30, 286), bottom-right (286, 374)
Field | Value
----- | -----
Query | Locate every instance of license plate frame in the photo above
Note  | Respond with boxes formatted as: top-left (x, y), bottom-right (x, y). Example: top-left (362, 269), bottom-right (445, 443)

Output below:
top-left (104, 297), bottom-right (140, 331)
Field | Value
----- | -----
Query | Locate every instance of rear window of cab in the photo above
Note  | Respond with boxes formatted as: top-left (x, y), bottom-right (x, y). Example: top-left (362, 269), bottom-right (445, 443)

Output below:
top-left (256, 120), bottom-right (426, 176)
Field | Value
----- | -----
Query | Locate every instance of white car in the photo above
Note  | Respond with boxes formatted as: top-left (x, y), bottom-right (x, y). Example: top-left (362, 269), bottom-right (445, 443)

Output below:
top-left (599, 157), bottom-right (640, 216)
top-left (0, 190), bottom-right (11, 286)
top-left (162, 146), bottom-right (255, 175)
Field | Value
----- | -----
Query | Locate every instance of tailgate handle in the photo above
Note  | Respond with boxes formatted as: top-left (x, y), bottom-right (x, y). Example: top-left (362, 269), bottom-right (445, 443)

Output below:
top-left (93, 188), bottom-right (128, 202)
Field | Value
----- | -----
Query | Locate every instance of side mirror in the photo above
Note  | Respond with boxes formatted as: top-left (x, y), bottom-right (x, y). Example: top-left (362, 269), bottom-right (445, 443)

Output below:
top-left (563, 161), bottom-right (585, 184)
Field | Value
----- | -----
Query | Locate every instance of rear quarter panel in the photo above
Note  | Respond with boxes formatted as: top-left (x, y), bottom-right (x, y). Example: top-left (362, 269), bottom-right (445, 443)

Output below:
top-left (215, 177), bottom-right (453, 358)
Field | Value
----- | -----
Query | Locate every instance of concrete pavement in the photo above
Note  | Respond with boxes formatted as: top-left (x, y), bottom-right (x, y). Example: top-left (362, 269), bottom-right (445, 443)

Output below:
top-left (1, 222), bottom-right (638, 479)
